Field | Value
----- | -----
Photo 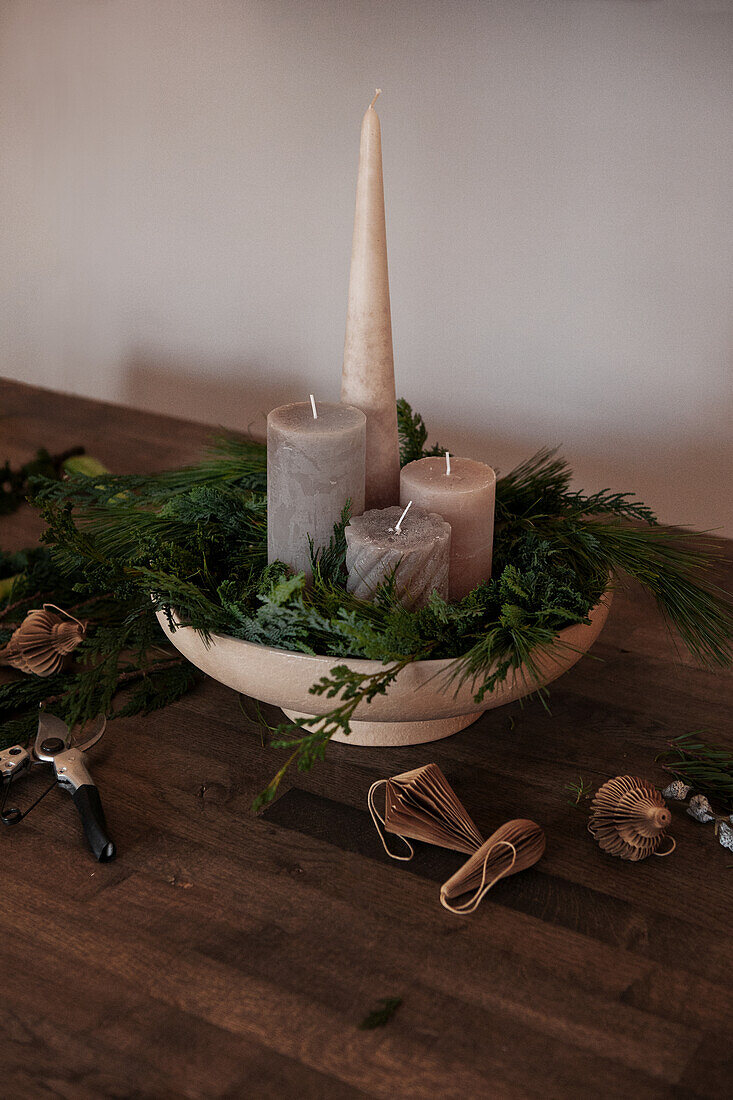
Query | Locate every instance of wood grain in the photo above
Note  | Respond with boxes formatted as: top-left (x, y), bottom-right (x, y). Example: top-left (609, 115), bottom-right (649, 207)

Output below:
top-left (1, 378), bottom-right (732, 1098)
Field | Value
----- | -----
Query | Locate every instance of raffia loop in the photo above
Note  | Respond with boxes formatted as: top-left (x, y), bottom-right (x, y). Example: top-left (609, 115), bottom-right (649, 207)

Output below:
top-left (367, 780), bottom-right (414, 861)
top-left (440, 840), bottom-right (517, 914)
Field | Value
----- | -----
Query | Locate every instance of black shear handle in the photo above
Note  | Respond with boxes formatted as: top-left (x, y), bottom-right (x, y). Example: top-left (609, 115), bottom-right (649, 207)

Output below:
top-left (72, 785), bottom-right (116, 861)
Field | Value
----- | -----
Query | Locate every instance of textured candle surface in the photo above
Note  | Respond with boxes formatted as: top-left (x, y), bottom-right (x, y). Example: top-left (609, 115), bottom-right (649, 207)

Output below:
top-left (267, 402), bottom-right (366, 582)
top-left (400, 456), bottom-right (495, 600)
top-left (345, 504), bottom-right (450, 609)
top-left (341, 94), bottom-right (400, 509)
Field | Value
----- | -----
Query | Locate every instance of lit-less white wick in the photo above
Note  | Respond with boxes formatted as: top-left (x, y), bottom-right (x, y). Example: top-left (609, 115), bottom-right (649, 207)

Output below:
top-left (309, 394), bottom-right (318, 420)
top-left (445, 452), bottom-right (451, 476)
top-left (394, 499), bottom-right (413, 534)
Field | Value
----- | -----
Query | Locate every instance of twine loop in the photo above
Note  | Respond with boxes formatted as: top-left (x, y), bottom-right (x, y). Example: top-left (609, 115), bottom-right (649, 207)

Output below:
top-left (367, 779), bottom-right (414, 861)
top-left (440, 839), bottom-right (517, 915)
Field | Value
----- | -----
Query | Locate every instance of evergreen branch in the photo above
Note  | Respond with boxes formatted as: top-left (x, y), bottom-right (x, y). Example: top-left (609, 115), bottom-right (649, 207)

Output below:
top-left (253, 658), bottom-right (415, 810)
top-left (657, 732), bottom-right (733, 811)
top-left (397, 399), bottom-right (445, 465)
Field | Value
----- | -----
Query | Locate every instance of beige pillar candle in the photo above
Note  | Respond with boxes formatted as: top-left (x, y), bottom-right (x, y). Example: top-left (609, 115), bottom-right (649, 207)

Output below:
top-left (345, 502), bottom-right (451, 609)
top-left (341, 90), bottom-right (400, 510)
top-left (267, 400), bottom-right (366, 582)
top-left (400, 455), bottom-right (496, 600)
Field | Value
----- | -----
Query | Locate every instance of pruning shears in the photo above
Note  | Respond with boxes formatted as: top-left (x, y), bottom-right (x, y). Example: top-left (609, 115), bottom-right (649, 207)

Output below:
top-left (0, 708), bottom-right (116, 861)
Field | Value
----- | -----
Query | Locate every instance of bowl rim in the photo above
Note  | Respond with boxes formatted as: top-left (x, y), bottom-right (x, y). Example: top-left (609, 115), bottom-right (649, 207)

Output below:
top-left (160, 586), bottom-right (612, 673)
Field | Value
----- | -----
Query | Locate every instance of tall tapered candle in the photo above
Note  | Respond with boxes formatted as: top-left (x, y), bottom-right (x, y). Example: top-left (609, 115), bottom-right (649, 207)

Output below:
top-left (341, 90), bottom-right (400, 510)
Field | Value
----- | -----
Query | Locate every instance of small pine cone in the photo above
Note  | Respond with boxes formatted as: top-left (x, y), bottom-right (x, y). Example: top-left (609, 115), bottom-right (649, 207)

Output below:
top-left (718, 822), bottom-right (733, 853)
top-left (662, 780), bottom-right (692, 801)
top-left (686, 794), bottom-right (715, 824)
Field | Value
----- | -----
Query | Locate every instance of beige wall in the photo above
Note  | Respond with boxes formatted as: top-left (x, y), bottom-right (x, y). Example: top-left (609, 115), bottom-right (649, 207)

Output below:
top-left (1, 0), bottom-right (732, 533)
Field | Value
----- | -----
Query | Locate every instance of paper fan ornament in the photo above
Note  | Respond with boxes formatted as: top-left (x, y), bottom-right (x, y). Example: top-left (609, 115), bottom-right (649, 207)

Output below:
top-left (368, 763), bottom-right (484, 860)
top-left (440, 819), bottom-right (546, 914)
top-left (0, 604), bottom-right (86, 677)
top-left (589, 775), bottom-right (674, 861)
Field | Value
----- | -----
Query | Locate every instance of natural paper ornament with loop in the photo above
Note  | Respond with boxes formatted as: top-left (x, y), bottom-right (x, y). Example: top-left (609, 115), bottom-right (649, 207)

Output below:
top-left (588, 775), bottom-right (675, 860)
top-left (440, 819), bottom-right (546, 915)
top-left (368, 763), bottom-right (484, 861)
top-left (0, 604), bottom-right (86, 677)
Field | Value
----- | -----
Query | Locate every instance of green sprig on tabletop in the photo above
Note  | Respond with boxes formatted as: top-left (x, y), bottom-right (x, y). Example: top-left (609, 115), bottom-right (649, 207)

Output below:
top-left (657, 732), bottom-right (733, 812)
top-left (1, 401), bottom-right (731, 808)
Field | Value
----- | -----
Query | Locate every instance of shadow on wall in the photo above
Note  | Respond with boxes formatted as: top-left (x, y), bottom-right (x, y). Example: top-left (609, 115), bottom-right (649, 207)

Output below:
top-left (122, 354), bottom-right (313, 442)
top-left (122, 352), bottom-right (733, 535)
top-left (433, 413), bottom-right (733, 534)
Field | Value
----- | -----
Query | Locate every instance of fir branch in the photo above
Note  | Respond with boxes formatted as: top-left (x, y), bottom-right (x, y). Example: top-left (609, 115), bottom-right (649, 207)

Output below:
top-left (495, 447), bottom-right (571, 522)
top-left (538, 518), bottom-right (733, 668)
top-left (397, 399), bottom-right (445, 465)
top-left (657, 732), bottom-right (733, 811)
top-left (309, 501), bottom-right (351, 590)
top-left (29, 433), bottom-right (266, 509)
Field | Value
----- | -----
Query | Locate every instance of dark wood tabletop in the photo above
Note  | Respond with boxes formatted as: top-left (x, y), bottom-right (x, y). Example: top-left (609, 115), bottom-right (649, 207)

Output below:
top-left (1, 377), bottom-right (732, 1099)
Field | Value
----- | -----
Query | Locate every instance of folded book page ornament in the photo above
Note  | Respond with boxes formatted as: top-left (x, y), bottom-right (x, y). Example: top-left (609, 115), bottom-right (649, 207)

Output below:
top-left (440, 819), bottom-right (546, 915)
top-left (588, 775), bottom-right (675, 860)
top-left (367, 763), bottom-right (484, 861)
top-left (0, 604), bottom-right (86, 677)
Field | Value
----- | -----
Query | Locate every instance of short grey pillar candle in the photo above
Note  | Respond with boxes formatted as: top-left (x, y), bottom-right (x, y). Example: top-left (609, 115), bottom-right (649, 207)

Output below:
top-left (345, 504), bottom-right (451, 609)
top-left (267, 401), bottom-right (366, 582)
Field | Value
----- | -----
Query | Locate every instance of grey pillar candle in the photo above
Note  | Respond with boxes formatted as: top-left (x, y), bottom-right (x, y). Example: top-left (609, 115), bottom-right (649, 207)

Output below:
top-left (345, 503), bottom-right (451, 609)
top-left (267, 400), bottom-right (366, 582)
top-left (399, 455), bottom-right (496, 600)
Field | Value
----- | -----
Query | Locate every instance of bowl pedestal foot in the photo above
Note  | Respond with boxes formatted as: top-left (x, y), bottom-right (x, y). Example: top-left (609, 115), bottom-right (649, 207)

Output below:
top-left (281, 708), bottom-right (484, 747)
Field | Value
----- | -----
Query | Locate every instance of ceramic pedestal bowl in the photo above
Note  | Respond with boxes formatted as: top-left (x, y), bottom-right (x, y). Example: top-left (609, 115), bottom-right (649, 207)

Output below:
top-left (155, 592), bottom-right (612, 747)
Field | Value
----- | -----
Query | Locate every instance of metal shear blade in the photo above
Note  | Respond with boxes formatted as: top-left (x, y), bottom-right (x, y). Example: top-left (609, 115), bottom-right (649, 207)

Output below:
top-left (34, 711), bottom-right (106, 762)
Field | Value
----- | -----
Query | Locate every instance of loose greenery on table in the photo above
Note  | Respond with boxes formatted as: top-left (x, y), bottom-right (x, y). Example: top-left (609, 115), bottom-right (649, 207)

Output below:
top-left (657, 732), bottom-right (733, 812)
top-left (1, 402), bottom-right (731, 808)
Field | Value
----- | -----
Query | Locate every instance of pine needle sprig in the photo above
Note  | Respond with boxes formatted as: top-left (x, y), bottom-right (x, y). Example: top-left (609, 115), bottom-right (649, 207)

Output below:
top-left (29, 433), bottom-right (267, 509)
top-left (657, 732), bottom-right (733, 811)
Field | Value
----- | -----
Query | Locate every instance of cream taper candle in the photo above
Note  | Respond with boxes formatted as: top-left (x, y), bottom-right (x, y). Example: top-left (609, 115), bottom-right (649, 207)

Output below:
top-left (267, 400), bottom-right (366, 582)
top-left (400, 455), bottom-right (496, 600)
top-left (341, 90), bottom-right (400, 510)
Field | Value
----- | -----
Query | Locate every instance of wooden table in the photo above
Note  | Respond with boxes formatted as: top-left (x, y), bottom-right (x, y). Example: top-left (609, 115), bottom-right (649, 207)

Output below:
top-left (2, 378), bottom-right (732, 1099)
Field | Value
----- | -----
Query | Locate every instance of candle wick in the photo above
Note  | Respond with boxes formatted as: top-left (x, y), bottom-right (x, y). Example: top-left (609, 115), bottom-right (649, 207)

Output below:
top-left (369, 89), bottom-right (382, 110)
top-left (445, 452), bottom-right (451, 476)
top-left (394, 499), bottom-right (412, 534)
top-left (309, 394), bottom-right (318, 420)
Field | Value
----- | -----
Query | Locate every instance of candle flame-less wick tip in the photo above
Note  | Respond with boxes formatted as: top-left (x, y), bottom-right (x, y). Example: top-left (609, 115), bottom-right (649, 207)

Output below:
top-left (394, 499), bottom-right (412, 534)
top-left (309, 394), bottom-right (318, 419)
top-left (369, 89), bottom-right (382, 110)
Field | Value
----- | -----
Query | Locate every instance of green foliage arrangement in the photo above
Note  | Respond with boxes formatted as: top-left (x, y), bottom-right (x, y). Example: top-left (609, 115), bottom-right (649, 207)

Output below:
top-left (1, 402), bottom-right (731, 809)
